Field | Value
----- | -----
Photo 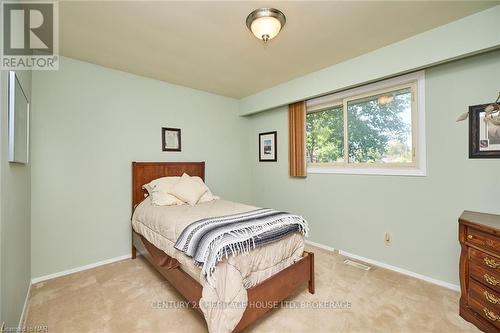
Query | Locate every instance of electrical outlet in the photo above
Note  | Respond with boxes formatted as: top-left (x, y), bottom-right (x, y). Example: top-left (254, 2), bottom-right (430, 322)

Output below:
top-left (385, 232), bottom-right (392, 246)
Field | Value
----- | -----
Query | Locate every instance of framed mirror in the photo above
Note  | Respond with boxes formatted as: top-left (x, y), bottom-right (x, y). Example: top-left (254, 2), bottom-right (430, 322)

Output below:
top-left (8, 71), bottom-right (30, 164)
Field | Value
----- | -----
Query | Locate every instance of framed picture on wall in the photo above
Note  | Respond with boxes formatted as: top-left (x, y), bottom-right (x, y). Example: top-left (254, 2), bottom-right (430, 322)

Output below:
top-left (162, 127), bottom-right (181, 151)
top-left (469, 104), bottom-right (500, 158)
top-left (259, 131), bottom-right (277, 162)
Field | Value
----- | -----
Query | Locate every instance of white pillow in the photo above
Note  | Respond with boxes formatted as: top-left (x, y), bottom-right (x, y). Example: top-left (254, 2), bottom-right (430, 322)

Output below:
top-left (190, 176), bottom-right (220, 203)
top-left (143, 177), bottom-right (184, 206)
top-left (169, 173), bottom-right (208, 206)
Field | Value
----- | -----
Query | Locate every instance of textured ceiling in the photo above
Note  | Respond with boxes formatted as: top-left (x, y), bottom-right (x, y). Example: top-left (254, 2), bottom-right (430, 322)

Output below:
top-left (59, 1), bottom-right (498, 98)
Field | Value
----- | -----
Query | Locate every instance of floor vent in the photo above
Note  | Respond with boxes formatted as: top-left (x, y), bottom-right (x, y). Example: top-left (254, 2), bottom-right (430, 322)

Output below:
top-left (343, 259), bottom-right (371, 271)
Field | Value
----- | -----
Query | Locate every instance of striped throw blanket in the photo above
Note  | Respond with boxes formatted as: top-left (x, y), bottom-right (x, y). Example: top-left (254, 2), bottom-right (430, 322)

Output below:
top-left (174, 208), bottom-right (308, 278)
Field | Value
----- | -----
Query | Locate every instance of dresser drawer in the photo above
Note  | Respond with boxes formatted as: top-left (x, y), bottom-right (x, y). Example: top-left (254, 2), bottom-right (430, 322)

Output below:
top-left (470, 262), bottom-right (500, 293)
top-left (468, 283), bottom-right (500, 330)
top-left (466, 228), bottom-right (500, 253)
top-left (459, 212), bottom-right (500, 333)
top-left (469, 278), bottom-right (500, 312)
top-left (469, 248), bottom-right (500, 273)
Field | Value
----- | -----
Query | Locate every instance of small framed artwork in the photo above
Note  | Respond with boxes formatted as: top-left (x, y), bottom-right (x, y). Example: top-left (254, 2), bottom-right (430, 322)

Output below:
top-left (469, 104), bottom-right (500, 158)
top-left (259, 131), bottom-right (277, 162)
top-left (162, 127), bottom-right (181, 152)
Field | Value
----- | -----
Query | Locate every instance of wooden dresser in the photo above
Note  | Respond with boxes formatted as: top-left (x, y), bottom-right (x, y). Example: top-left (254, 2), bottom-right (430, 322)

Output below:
top-left (459, 211), bottom-right (500, 333)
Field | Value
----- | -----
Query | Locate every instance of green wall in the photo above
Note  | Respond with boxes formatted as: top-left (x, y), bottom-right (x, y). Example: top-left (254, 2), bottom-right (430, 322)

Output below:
top-left (30, 52), bottom-right (500, 287)
top-left (245, 50), bottom-right (500, 285)
top-left (0, 69), bottom-right (32, 327)
top-left (30, 57), bottom-right (251, 278)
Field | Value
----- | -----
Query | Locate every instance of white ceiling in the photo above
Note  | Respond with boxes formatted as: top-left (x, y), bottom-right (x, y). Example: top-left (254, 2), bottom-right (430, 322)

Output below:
top-left (59, 1), bottom-right (498, 98)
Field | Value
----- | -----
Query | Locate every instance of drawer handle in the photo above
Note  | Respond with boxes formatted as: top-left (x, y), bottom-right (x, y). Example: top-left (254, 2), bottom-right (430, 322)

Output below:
top-left (467, 235), bottom-right (473, 240)
top-left (484, 274), bottom-right (499, 286)
top-left (484, 290), bottom-right (500, 304)
top-left (484, 257), bottom-right (500, 269)
top-left (483, 308), bottom-right (500, 322)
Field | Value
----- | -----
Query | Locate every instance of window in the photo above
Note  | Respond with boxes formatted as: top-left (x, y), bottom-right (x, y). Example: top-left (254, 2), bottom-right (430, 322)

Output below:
top-left (306, 72), bottom-right (426, 176)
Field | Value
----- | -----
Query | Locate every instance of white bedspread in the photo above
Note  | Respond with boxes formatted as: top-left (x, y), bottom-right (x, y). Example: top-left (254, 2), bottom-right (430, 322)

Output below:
top-left (132, 198), bottom-right (304, 333)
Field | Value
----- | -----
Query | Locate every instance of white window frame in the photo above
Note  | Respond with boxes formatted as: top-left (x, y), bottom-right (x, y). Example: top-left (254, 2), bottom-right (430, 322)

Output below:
top-left (306, 71), bottom-right (426, 176)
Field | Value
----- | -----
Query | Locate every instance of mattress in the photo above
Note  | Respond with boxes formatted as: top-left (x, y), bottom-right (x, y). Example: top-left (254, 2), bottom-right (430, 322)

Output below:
top-left (131, 197), bottom-right (305, 333)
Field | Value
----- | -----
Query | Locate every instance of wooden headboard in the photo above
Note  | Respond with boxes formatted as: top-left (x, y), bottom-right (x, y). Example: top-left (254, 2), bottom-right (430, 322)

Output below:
top-left (132, 161), bottom-right (205, 209)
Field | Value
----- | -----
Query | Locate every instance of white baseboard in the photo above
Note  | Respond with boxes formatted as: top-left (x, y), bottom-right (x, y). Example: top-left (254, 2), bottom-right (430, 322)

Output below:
top-left (31, 254), bottom-right (131, 284)
top-left (18, 281), bottom-right (32, 330)
top-left (30, 243), bottom-right (459, 293)
top-left (304, 240), bottom-right (459, 292)
top-left (305, 240), bottom-right (335, 252)
top-left (338, 250), bottom-right (460, 292)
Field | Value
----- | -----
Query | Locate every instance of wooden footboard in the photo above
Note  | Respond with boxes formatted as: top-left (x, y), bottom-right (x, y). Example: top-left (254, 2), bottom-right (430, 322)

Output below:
top-left (132, 231), bottom-right (315, 332)
top-left (235, 250), bottom-right (314, 332)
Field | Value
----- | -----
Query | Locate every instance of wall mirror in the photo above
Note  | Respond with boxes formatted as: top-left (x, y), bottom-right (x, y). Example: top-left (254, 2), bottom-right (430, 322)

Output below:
top-left (8, 71), bottom-right (30, 164)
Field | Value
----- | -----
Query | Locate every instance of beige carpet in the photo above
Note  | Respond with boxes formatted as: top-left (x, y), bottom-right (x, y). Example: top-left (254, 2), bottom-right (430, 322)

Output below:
top-left (26, 246), bottom-right (480, 333)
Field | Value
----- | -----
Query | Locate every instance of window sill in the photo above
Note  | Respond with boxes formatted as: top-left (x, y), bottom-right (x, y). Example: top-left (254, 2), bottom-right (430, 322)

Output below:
top-left (307, 166), bottom-right (426, 177)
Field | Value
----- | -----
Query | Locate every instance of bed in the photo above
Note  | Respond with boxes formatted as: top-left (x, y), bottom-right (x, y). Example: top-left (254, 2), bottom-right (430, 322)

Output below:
top-left (131, 161), bottom-right (315, 332)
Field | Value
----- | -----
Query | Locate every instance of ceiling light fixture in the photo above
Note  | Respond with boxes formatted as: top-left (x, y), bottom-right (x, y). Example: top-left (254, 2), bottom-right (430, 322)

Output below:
top-left (246, 8), bottom-right (286, 43)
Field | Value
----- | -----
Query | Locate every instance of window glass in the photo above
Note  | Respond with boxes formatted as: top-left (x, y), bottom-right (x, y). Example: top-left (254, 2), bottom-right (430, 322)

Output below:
top-left (306, 106), bottom-right (344, 164)
top-left (347, 88), bottom-right (413, 164)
